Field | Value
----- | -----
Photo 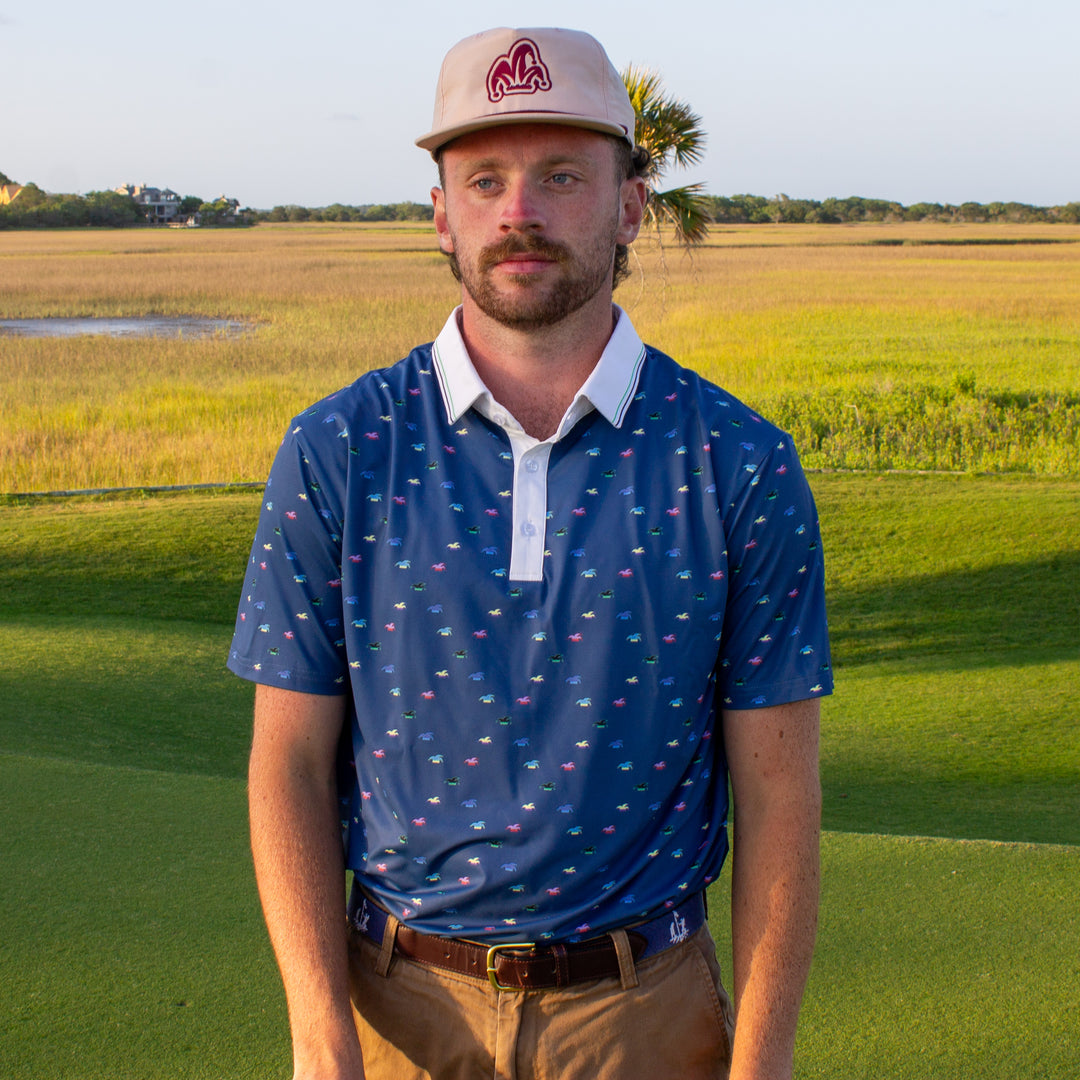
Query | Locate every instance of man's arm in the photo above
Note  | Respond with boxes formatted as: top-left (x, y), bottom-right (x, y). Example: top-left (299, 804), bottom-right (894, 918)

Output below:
top-left (722, 697), bottom-right (821, 1080)
top-left (248, 683), bottom-right (363, 1080)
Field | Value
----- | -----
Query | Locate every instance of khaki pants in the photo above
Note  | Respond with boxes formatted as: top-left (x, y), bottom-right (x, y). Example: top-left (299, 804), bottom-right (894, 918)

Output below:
top-left (348, 921), bottom-right (734, 1080)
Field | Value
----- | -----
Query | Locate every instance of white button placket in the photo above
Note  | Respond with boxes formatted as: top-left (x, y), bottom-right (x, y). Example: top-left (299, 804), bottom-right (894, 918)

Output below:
top-left (508, 438), bottom-right (553, 582)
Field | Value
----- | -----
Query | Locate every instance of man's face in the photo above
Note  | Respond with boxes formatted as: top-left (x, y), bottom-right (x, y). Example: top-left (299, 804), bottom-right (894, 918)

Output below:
top-left (432, 124), bottom-right (646, 331)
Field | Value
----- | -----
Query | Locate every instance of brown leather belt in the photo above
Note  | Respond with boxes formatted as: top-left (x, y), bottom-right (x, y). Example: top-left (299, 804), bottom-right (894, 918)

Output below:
top-left (350, 890), bottom-right (707, 991)
top-left (394, 923), bottom-right (648, 990)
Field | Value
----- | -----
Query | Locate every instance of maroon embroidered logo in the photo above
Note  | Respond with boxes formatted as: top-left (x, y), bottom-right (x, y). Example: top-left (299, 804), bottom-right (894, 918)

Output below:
top-left (486, 38), bottom-right (552, 103)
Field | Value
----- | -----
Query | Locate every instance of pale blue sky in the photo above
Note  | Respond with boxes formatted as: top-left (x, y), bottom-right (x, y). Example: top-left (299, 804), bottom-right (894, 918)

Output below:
top-left (3, 0), bottom-right (1076, 209)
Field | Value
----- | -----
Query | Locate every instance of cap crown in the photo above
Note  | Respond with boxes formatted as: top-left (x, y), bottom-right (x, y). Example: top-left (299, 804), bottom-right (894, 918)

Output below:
top-left (417, 27), bottom-right (635, 153)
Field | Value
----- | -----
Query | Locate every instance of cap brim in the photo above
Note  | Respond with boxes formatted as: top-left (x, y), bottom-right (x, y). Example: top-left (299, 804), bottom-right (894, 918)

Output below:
top-left (416, 111), bottom-right (633, 154)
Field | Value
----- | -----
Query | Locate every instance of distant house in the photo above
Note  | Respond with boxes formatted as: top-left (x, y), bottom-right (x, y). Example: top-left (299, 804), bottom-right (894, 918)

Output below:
top-left (113, 184), bottom-right (246, 226)
top-left (114, 183), bottom-right (181, 224)
top-left (0, 183), bottom-right (23, 205)
top-left (206, 194), bottom-right (242, 223)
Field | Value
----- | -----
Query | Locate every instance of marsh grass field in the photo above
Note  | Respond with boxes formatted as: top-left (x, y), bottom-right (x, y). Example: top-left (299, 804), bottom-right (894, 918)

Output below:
top-left (2, 221), bottom-right (1078, 491)
top-left (1, 222), bottom-right (1078, 1078)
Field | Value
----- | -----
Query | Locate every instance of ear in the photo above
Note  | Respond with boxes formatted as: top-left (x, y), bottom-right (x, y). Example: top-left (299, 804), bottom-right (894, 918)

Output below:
top-left (616, 176), bottom-right (648, 246)
top-left (432, 186), bottom-right (454, 255)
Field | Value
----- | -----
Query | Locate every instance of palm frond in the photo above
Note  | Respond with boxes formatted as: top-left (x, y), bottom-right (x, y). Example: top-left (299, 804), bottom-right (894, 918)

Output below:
top-left (622, 65), bottom-right (709, 249)
top-left (623, 65), bottom-right (706, 170)
top-left (646, 184), bottom-right (712, 247)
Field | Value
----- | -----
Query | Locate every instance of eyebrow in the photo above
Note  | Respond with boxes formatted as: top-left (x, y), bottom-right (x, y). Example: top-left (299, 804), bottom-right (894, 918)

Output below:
top-left (456, 151), bottom-right (597, 173)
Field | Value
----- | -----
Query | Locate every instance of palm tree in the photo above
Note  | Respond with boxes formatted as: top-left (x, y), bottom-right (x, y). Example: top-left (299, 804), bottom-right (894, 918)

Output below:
top-left (621, 66), bottom-right (711, 247)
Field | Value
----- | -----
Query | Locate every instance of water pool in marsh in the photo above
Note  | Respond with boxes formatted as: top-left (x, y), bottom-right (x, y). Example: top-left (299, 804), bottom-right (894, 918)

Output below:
top-left (0, 316), bottom-right (255, 339)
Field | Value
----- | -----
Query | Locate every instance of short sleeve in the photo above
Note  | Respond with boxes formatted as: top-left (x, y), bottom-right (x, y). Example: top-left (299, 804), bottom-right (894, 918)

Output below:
top-left (714, 435), bottom-right (832, 708)
top-left (227, 424), bottom-right (349, 694)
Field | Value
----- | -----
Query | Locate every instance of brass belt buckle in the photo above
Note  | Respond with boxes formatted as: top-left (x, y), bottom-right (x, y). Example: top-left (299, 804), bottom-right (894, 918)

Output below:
top-left (485, 941), bottom-right (536, 991)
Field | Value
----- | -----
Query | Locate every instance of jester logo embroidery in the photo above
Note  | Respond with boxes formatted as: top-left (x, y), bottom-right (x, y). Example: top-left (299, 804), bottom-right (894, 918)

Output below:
top-left (486, 38), bottom-right (552, 102)
top-left (669, 910), bottom-right (690, 945)
top-left (354, 898), bottom-right (371, 934)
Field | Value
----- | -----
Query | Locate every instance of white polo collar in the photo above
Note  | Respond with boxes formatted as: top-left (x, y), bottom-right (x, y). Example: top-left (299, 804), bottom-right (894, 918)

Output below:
top-left (430, 305), bottom-right (647, 434)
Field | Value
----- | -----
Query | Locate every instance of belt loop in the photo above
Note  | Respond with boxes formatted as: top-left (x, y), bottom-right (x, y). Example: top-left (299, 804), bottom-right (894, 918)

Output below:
top-left (552, 943), bottom-right (571, 988)
top-left (375, 911), bottom-right (400, 978)
top-left (610, 929), bottom-right (639, 990)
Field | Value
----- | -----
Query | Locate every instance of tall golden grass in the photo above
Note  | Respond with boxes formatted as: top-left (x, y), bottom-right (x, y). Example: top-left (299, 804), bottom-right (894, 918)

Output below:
top-left (2, 221), bottom-right (1078, 491)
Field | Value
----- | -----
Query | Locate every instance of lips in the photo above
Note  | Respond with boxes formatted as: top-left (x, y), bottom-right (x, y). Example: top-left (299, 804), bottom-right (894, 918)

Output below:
top-left (497, 254), bottom-right (555, 275)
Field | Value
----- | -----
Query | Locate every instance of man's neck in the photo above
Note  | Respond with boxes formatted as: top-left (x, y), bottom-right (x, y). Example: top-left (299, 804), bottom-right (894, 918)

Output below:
top-left (459, 293), bottom-right (617, 440)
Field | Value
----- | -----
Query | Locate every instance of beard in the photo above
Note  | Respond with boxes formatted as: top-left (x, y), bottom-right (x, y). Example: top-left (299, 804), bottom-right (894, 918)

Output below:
top-left (449, 225), bottom-right (619, 331)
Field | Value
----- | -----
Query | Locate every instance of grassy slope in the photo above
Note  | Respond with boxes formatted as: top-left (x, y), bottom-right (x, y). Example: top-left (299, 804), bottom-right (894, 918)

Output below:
top-left (1, 476), bottom-right (1077, 1078)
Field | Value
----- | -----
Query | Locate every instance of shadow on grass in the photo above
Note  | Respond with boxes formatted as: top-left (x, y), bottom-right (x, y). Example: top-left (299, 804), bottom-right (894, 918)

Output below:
top-left (821, 767), bottom-right (1080, 846)
top-left (3, 492), bottom-right (1075, 673)
top-left (827, 548), bottom-right (1079, 671)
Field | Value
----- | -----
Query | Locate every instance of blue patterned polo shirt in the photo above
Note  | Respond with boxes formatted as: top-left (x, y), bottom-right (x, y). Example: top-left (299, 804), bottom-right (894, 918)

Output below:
top-left (227, 306), bottom-right (832, 943)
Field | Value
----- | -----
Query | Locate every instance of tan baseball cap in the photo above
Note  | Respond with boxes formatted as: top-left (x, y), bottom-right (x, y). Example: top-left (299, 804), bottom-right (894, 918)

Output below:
top-left (416, 27), bottom-right (636, 154)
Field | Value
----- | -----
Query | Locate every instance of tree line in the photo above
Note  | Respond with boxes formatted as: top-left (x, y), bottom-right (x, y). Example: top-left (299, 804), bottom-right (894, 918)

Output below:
top-left (2, 172), bottom-right (1078, 230)
top-left (258, 202), bottom-right (435, 223)
top-left (254, 195), bottom-right (1080, 227)
top-left (0, 173), bottom-right (255, 229)
top-left (703, 193), bottom-right (1080, 225)
top-left (0, 182), bottom-right (145, 229)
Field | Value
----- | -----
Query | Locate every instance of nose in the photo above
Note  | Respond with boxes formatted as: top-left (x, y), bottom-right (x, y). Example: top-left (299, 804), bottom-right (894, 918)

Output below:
top-left (498, 179), bottom-right (544, 233)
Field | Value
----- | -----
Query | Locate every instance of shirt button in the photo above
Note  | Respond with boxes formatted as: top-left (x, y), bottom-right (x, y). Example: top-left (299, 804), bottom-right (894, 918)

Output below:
top-left (525, 458), bottom-right (540, 473)
top-left (522, 523), bottom-right (537, 537)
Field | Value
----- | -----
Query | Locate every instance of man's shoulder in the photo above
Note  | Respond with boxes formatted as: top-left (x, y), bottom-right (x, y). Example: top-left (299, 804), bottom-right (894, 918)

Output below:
top-left (287, 342), bottom-right (439, 434)
top-left (637, 344), bottom-right (788, 444)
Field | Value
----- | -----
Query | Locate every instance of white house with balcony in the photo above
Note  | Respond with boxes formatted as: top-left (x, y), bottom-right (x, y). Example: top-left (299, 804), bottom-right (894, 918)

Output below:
top-left (114, 183), bottom-right (182, 223)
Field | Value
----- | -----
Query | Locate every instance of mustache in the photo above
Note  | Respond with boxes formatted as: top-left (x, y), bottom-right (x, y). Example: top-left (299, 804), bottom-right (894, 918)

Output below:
top-left (478, 234), bottom-right (569, 272)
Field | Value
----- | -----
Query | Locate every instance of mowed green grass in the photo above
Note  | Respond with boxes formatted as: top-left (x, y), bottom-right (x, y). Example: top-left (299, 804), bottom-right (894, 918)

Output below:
top-left (1, 474), bottom-right (1076, 1078)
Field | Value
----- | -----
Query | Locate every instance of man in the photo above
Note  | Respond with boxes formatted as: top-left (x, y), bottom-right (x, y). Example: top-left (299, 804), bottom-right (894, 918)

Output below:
top-left (230, 26), bottom-right (831, 1080)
